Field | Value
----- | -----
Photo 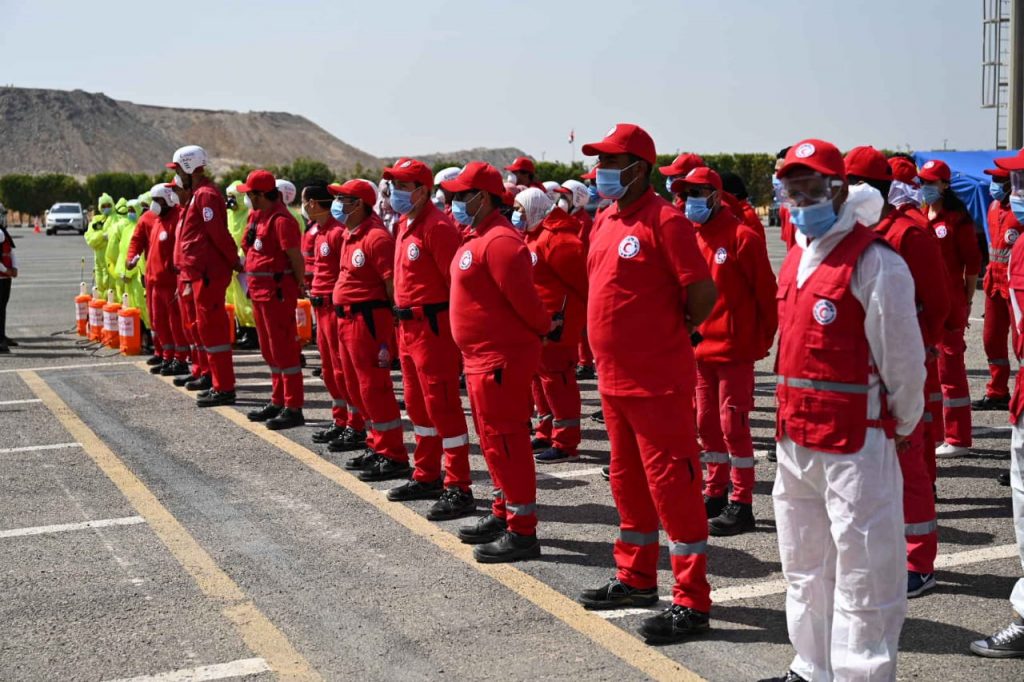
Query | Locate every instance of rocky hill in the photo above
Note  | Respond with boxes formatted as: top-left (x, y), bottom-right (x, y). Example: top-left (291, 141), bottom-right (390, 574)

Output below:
top-left (383, 147), bottom-right (529, 170)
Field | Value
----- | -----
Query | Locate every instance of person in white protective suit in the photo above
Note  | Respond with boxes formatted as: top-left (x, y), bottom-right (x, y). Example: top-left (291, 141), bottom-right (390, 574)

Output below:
top-left (760, 139), bottom-right (925, 682)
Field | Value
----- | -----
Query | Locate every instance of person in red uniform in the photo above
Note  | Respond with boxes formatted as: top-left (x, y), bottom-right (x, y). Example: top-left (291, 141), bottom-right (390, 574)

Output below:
top-left (774, 147), bottom-right (798, 251)
top-left (167, 175), bottom-right (210, 389)
top-left (330, 179), bottom-right (411, 481)
top-left (167, 145), bottom-right (238, 407)
top-left (383, 158), bottom-right (476, 521)
top-left (512, 187), bottom-right (589, 463)
top-left (236, 170), bottom-right (306, 430)
top-left (553, 180), bottom-right (599, 383)
top-left (298, 182), bottom-right (368, 452)
top-left (658, 152), bottom-right (705, 208)
top-left (845, 145), bottom-right (947, 597)
top-left (719, 171), bottom-right (766, 241)
top-left (504, 156), bottom-right (545, 191)
top-left (919, 159), bottom-right (981, 458)
top-left (443, 161), bottom-right (552, 563)
top-left (575, 124), bottom-right (718, 645)
top-left (673, 166), bottom-right (777, 537)
top-left (127, 184), bottom-right (189, 377)
top-left (976, 166), bottom-right (1020, 411)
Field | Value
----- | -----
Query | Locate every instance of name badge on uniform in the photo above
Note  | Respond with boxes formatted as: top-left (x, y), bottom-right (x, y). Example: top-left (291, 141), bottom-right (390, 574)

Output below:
top-left (618, 235), bottom-right (640, 259)
top-left (458, 250), bottom-right (473, 270)
top-left (158, 231), bottom-right (168, 242)
top-left (813, 299), bottom-right (837, 326)
top-left (319, 242), bottom-right (330, 257)
top-left (714, 247), bottom-right (727, 264)
top-left (352, 249), bottom-right (366, 267)
top-left (253, 237), bottom-right (263, 251)
top-left (408, 243), bottom-right (420, 261)
top-left (935, 224), bottom-right (948, 239)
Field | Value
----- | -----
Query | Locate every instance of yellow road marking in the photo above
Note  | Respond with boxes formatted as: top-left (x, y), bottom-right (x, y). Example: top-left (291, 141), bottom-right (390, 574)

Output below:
top-left (20, 370), bottom-right (322, 682)
top-left (147, 368), bottom-right (702, 682)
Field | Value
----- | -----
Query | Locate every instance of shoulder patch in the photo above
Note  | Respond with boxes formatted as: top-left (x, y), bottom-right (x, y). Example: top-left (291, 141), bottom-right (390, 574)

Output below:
top-left (202, 206), bottom-right (214, 222)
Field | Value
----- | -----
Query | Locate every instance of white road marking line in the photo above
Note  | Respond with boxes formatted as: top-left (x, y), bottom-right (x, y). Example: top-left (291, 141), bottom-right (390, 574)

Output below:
top-left (102, 657), bottom-right (271, 682)
top-left (537, 467), bottom-right (606, 480)
top-left (0, 442), bottom-right (81, 454)
top-left (0, 361), bottom-right (139, 374)
top-left (934, 543), bottom-right (1019, 568)
top-left (0, 515), bottom-right (145, 539)
top-left (0, 398), bottom-right (42, 406)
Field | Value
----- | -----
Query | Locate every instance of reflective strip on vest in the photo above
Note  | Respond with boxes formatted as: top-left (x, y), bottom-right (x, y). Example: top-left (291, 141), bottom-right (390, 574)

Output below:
top-left (442, 434), bottom-right (470, 449)
top-left (669, 539), bottom-right (707, 556)
top-left (268, 366), bottom-right (280, 374)
top-left (943, 396), bottom-right (971, 408)
top-left (347, 403), bottom-right (359, 414)
top-left (506, 502), bottom-right (536, 516)
top-left (988, 358), bottom-right (1011, 367)
top-left (553, 418), bottom-right (581, 428)
top-left (248, 269), bottom-right (294, 277)
top-left (279, 366), bottom-right (302, 376)
top-left (991, 249), bottom-right (1011, 264)
top-left (777, 375), bottom-right (870, 394)
top-left (332, 399), bottom-right (347, 409)
top-left (206, 344), bottom-right (232, 354)
top-left (413, 424), bottom-right (439, 437)
top-left (730, 456), bottom-right (755, 469)
top-left (701, 451), bottom-right (730, 464)
top-left (927, 392), bottom-right (943, 403)
top-left (905, 519), bottom-right (937, 536)
top-left (371, 418), bottom-right (402, 432)
top-left (619, 529), bottom-right (659, 546)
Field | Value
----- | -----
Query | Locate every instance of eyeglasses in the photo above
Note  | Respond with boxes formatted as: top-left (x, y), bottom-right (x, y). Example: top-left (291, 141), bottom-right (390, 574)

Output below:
top-left (683, 187), bottom-right (715, 198)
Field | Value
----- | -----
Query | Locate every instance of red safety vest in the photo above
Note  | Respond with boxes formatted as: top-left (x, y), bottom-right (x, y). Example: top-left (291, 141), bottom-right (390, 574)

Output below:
top-left (775, 224), bottom-right (892, 454)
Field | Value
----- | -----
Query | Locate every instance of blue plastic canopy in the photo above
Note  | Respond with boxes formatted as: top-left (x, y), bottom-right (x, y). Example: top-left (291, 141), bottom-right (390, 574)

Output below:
top-left (913, 149), bottom-right (1018, 243)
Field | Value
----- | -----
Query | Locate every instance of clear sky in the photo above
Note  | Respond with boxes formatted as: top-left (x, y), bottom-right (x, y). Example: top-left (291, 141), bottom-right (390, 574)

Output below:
top-left (0, 0), bottom-right (998, 162)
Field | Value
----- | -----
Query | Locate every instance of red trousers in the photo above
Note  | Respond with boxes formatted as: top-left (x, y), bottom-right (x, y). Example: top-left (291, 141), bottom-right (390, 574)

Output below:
top-left (603, 391), bottom-right (712, 612)
top-left (177, 280), bottom-right (208, 377)
top-left (938, 326), bottom-right (971, 446)
top-left (899, 420), bottom-right (938, 573)
top-left (192, 273), bottom-right (235, 393)
top-left (466, 358), bottom-right (538, 535)
top-left (315, 304), bottom-right (362, 430)
top-left (149, 282), bottom-right (187, 362)
top-left (696, 360), bottom-right (755, 504)
top-left (532, 343), bottom-right (582, 454)
top-left (399, 311), bottom-right (471, 490)
top-left (252, 295), bottom-right (303, 409)
top-left (923, 355), bottom-right (940, 482)
top-left (983, 292), bottom-right (1016, 399)
top-left (336, 307), bottom-right (407, 463)
top-left (578, 326), bottom-right (594, 368)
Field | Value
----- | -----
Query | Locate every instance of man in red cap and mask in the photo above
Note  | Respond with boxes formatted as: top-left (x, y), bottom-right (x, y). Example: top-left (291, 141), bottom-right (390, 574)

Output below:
top-left (846, 145), bottom-right (948, 598)
top-left (167, 145), bottom-right (238, 407)
top-left (383, 158), bottom-right (475, 521)
top-left (575, 124), bottom-right (717, 645)
top-left (768, 139), bottom-right (925, 682)
top-left (658, 152), bottom-right (705, 209)
top-left (237, 169), bottom-right (306, 430)
top-left (444, 161), bottom-right (551, 563)
top-left (504, 156), bottom-right (545, 191)
top-left (330, 179), bottom-right (410, 482)
top-left (673, 166), bottom-right (777, 537)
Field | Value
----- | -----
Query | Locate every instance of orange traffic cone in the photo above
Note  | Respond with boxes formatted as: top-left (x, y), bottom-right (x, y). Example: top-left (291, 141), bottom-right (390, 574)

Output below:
top-left (102, 290), bottom-right (121, 349)
top-left (33, 220), bottom-right (41, 234)
top-left (88, 287), bottom-right (105, 342)
top-left (225, 304), bottom-right (237, 346)
top-left (118, 294), bottom-right (141, 356)
top-left (295, 298), bottom-right (312, 346)
top-left (75, 283), bottom-right (90, 337)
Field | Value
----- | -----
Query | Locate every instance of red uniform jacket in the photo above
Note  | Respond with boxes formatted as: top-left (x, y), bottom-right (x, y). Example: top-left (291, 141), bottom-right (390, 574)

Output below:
top-left (244, 202), bottom-right (301, 303)
top-left (929, 207), bottom-right (981, 329)
top-left (524, 208), bottom-right (588, 348)
top-left (0, 229), bottom-right (14, 278)
top-left (128, 207), bottom-right (181, 288)
top-left (310, 218), bottom-right (345, 298)
top-left (301, 224), bottom-right (319, 288)
top-left (333, 212), bottom-right (394, 306)
top-left (393, 202), bottom-right (461, 307)
top-left (779, 204), bottom-right (796, 251)
top-left (721, 192), bottom-right (765, 241)
top-left (984, 199), bottom-right (1021, 299)
top-left (574, 208), bottom-right (594, 253)
top-left (173, 177), bottom-right (236, 282)
top-left (694, 208), bottom-right (777, 363)
top-left (1008, 235), bottom-right (1024, 421)
top-left (449, 209), bottom-right (549, 373)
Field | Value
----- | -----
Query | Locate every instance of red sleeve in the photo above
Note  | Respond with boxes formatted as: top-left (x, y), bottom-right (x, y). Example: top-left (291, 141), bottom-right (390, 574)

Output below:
top-left (127, 220), bottom-right (149, 262)
top-left (956, 212), bottom-right (982, 277)
top-left (197, 189), bottom-right (238, 268)
top-left (742, 203), bottom-right (765, 240)
top-left (736, 227), bottom-right (778, 355)
top-left (659, 212), bottom-right (711, 290)
top-left (275, 213), bottom-right (301, 251)
top-left (487, 234), bottom-right (551, 335)
top-left (426, 217), bottom-right (460, 288)
top-left (368, 229), bottom-right (395, 281)
top-left (544, 236), bottom-right (588, 303)
top-left (901, 227), bottom-right (950, 346)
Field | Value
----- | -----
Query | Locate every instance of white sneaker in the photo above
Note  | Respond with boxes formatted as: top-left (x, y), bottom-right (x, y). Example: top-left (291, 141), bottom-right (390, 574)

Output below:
top-left (935, 442), bottom-right (969, 458)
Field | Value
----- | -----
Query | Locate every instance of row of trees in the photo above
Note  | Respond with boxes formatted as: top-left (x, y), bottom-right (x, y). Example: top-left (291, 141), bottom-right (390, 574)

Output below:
top-left (0, 153), bottom-right (778, 218)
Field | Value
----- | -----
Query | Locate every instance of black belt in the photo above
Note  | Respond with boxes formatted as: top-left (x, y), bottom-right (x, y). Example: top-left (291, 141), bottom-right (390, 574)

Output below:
top-left (310, 295), bottom-right (326, 308)
top-left (394, 301), bottom-right (449, 335)
top-left (335, 300), bottom-right (391, 338)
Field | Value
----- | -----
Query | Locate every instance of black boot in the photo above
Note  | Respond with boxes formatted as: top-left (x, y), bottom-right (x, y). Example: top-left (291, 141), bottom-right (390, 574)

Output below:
top-left (146, 354), bottom-right (163, 366)
top-left (358, 455), bottom-right (411, 482)
top-left (173, 372), bottom-right (199, 387)
top-left (343, 449), bottom-right (379, 471)
top-left (973, 394), bottom-right (1010, 411)
top-left (185, 374), bottom-right (212, 392)
top-left (312, 424), bottom-right (345, 444)
top-left (387, 477), bottom-right (443, 501)
top-left (708, 501), bottom-right (755, 537)
top-left (473, 531), bottom-right (540, 563)
top-left (999, 471), bottom-right (1011, 486)
top-left (247, 403), bottom-right (282, 422)
top-left (161, 359), bottom-right (189, 377)
top-left (328, 427), bottom-right (368, 452)
top-left (580, 577), bottom-right (659, 610)
top-left (427, 487), bottom-right (476, 520)
top-left (638, 604), bottom-right (710, 644)
top-left (704, 495), bottom-right (728, 520)
top-left (266, 408), bottom-right (305, 431)
top-left (150, 360), bottom-right (169, 374)
top-left (457, 513), bottom-right (507, 545)
top-left (196, 390), bottom-right (236, 407)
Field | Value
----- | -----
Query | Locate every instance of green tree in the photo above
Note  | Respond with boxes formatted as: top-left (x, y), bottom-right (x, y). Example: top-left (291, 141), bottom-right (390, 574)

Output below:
top-left (0, 173), bottom-right (88, 217)
top-left (84, 172), bottom-right (154, 205)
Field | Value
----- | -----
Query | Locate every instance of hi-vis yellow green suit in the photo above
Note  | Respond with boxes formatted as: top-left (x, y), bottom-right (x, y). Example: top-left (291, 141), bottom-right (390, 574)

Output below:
top-left (225, 181), bottom-right (254, 328)
top-left (84, 193), bottom-right (115, 295)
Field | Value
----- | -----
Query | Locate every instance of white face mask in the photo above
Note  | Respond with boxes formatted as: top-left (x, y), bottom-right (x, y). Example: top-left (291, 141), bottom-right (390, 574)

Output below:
top-left (888, 180), bottom-right (922, 209)
top-left (243, 195), bottom-right (253, 210)
top-left (149, 201), bottom-right (162, 216)
top-left (300, 205), bottom-right (310, 220)
top-left (556, 197), bottom-right (571, 212)
top-left (848, 182), bottom-right (884, 226)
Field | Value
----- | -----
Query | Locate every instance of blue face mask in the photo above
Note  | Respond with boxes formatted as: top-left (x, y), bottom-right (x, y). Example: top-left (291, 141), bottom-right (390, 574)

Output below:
top-left (1011, 196), bottom-right (1024, 223)
top-left (587, 185), bottom-right (599, 203)
top-left (991, 181), bottom-right (1009, 202)
top-left (684, 196), bottom-right (713, 224)
top-left (330, 199), bottom-right (348, 223)
top-left (596, 162), bottom-right (637, 200)
top-left (101, 207), bottom-right (112, 216)
top-left (510, 210), bottom-right (527, 230)
top-left (790, 200), bottom-right (838, 239)
top-left (921, 185), bottom-right (942, 205)
top-left (390, 188), bottom-right (415, 215)
top-left (127, 212), bottom-right (137, 221)
top-left (451, 200), bottom-right (472, 226)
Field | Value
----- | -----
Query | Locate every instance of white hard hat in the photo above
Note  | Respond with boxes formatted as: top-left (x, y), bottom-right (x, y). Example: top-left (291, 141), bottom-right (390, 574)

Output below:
top-left (542, 181), bottom-right (561, 201)
top-left (150, 183), bottom-right (180, 207)
top-left (433, 166), bottom-right (461, 187)
top-left (276, 179), bottom-right (296, 205)
top-left (167, 145), bottom-right (209, 175)
top-left (560, 179), bottom-right (590, 210)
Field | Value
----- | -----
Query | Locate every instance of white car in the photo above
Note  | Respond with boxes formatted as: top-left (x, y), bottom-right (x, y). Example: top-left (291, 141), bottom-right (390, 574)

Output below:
top-left (45, 202), bottom-right (85, 235)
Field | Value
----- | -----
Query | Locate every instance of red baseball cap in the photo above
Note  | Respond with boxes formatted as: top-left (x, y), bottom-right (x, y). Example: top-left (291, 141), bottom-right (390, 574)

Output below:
top-left (236, 169), bottom-right (276, 193)
top-left (580, 168), bottom-right (597, 180)
top-left (777, 139), bottom-right (846, 180)
top-left (582, 123), bottom-right (657, 165)
top-left (671, 166), bottom-right (722, 193)
top-left (441, 161), bottom-right (512, 204)
top-left (328, 179), bottom-right (376, 207)
top-left (658, 152), bottom-right (706, 177)
top-left (505, 156), bottom-right (536, 174)
top-left (994, 149), bottom-right (1024, 172)
top-left (843, 146), bottom-right (892, 182)
top-left (888, 157), bottom-right (919, 185)
top-left (917, 159), bottom-right (951, 183)
top-left (382, 158), bottom-right (433, 188)
top-left (984, 166), bottom-right (1010, 179)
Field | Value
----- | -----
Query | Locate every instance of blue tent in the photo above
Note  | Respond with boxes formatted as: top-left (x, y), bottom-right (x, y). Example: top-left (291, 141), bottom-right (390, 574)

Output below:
top-left (913, 149), bottom-right (1018, 243)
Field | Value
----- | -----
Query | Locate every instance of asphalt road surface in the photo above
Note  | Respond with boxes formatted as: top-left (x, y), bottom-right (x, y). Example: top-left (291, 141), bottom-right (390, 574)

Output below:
top-left (1, 226), bottom-right (1022, 681)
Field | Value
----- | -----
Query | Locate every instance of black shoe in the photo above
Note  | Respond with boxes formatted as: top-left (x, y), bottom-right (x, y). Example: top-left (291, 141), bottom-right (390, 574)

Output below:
top-left (708, 501), bottom-right (755, 537)
top-left (149, 360), bottom-right (168, 374)
top-left (146, 354), bottom-right (163, 366)
top-left (535, 446), bottom-right (578, 464)
top-left (473, 531), bottom-right (540, 563)
top-left (236, 329), bottom-right (258, 350)
top-left (4, 336), bottom-right (18, 347)
top-left (999, 471), bottom-right (1011, 486)
top-left (197, 389), bottom-right (212, 399)
top-left (185, 374), bottom-right (212, 392)
top-left (174, 373), bottom-right (199, 387)
top-left (397, 398), bottom-right (406, 411)
top-left (530, 437), bottom-right (552, 451)
top-left (161, 360), bottom-right (189, 377)
top-left (970, 615), bottom-right (1024, 658)
top-left (387, 477), bottom-right (443, 501)
top-left (973, 394), bottom-right (1010, 411)
top-left (591, 409), bottom-right (604, 424)
top-left (0, 343), bottom-right (9, 354)
top-left (580, 577), bottom-right (659, 610)
top-left (601, 465), bottom-right (610, 481)
top-left (391, 358), bottom-right (401, 371)
top-left (704, 495), bottom-right (728, 520)
top-left (328, 427), bottom-right (368, 452)
top-left (312, 367), bottom-right (323, 378)
top-left (576, 365), bottom-right (596, 380)
top-left (343, 449), bottom-right (378, 471)
top-left (756, 672), bottom-right (809, 682)
top-left (427, 487), bottom-right (476, 520)
top-left (196, 390), bottom-right (236, 407)
top-left (638, 604), bottom-right (710, 644)
top-left (247, 403), bottom-right (282, 422)
top-left (266, 408), bottom-right (305, 431)
top-left (312, 424), bottom-right (346, 444)
top-left (767, 450), bottom-right (778, 462)
top-left (457, 513), bottom-right (508, 544)
top-left (357, 454), bottom-right (411, 482)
